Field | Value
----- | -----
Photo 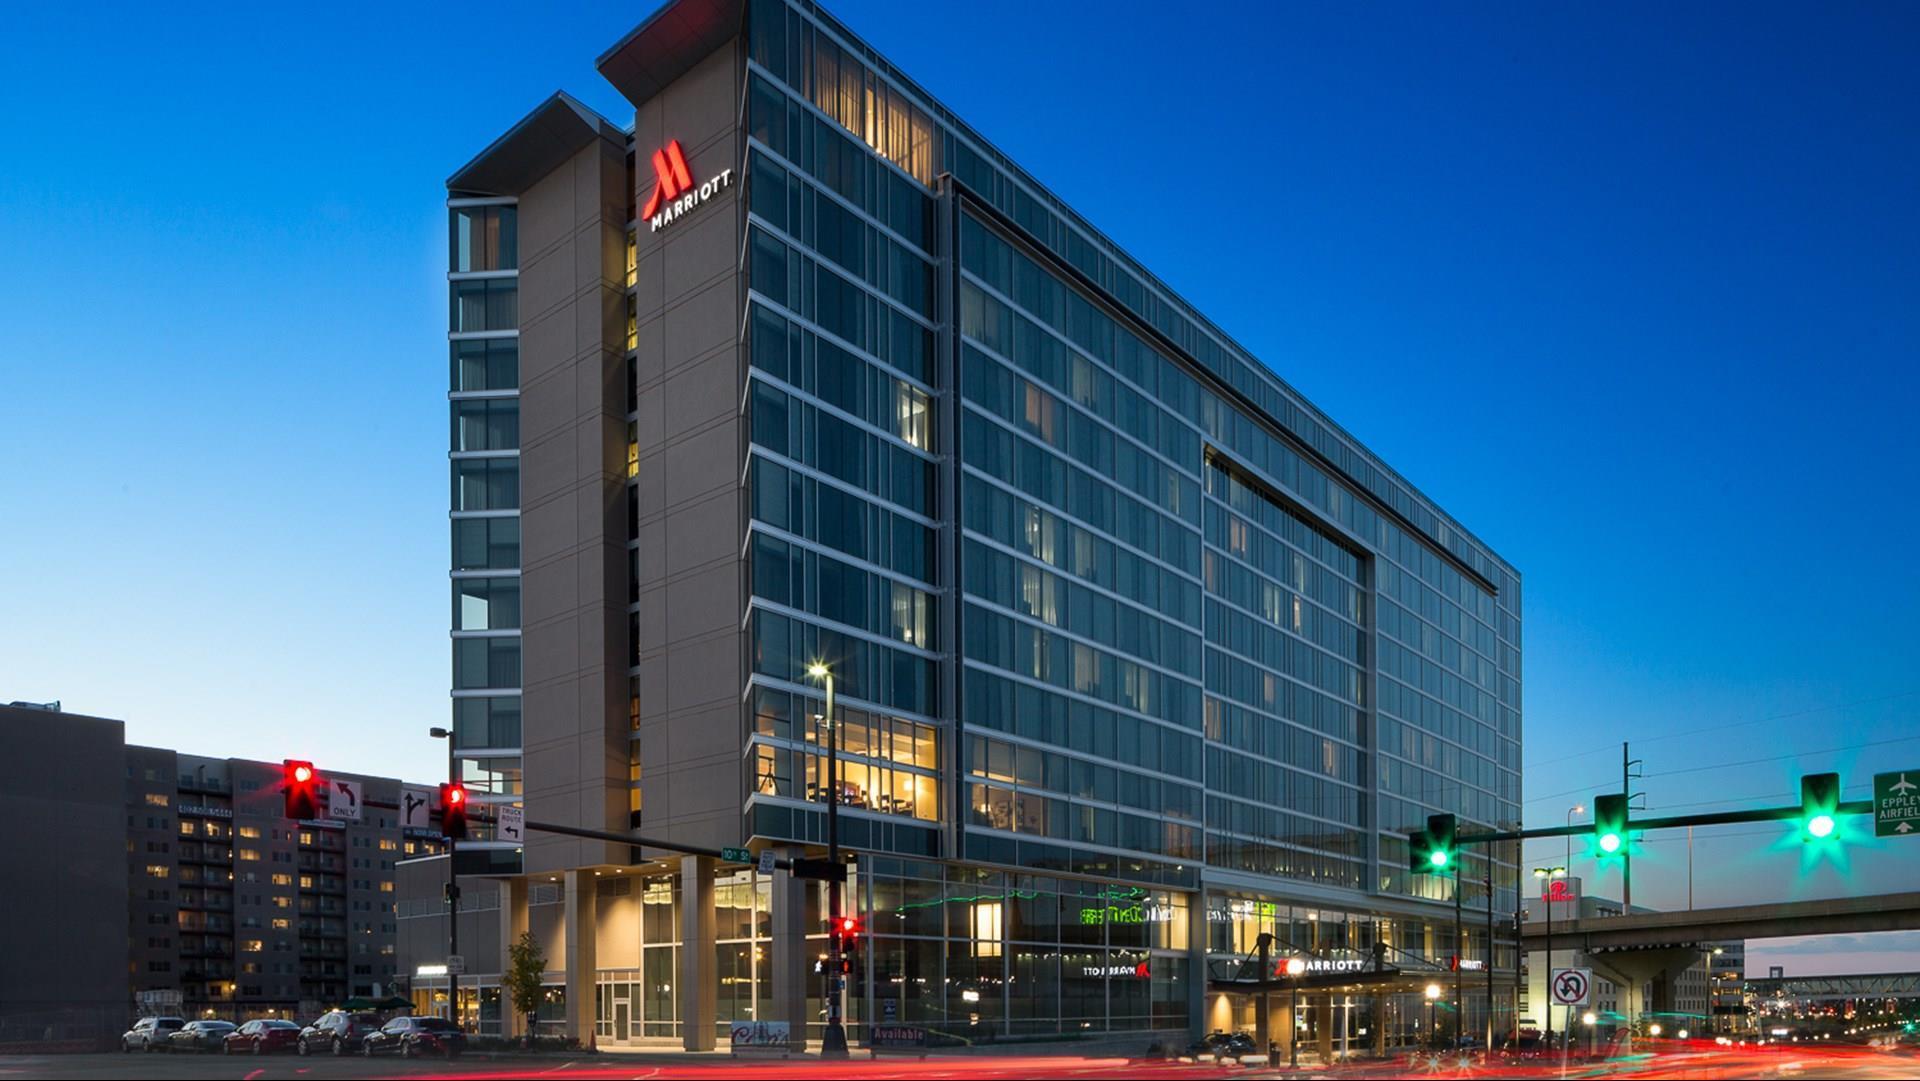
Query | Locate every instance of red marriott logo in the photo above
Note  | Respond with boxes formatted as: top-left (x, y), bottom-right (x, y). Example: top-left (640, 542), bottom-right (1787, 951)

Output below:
top-left (642, 139), bottom-right (733, 232)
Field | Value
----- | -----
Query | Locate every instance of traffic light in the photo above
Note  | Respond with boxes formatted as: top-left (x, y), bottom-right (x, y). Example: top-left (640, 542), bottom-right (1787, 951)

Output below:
top-left (1800, 772), bottom-right (1840, 842)
top-left (1410, 813), bottom-right (1457, 875)
top-left (1593, 793), bottom-right (1629, 859)
top-left (439, 782), bottom-right (469, 839)
top-left (282, 760), bottom-right (318, 819)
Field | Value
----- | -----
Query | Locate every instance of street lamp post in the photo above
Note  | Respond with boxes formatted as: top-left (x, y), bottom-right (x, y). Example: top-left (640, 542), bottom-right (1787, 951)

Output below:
top-left (429, 726), bottom-right (458, 1028)
top-left (1287, 957), bottom-right (1306, 1067)
top-left (807, 662), bottom-right (850, 1060)
top-left (1425, 983), bottom-right (1441, 1051)
top-left (1533, 866), bottom-right (1565, 1056)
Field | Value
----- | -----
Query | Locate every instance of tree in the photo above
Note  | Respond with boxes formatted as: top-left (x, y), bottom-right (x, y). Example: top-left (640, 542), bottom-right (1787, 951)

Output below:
top-left (505, 931), bottom-right (546, 1048)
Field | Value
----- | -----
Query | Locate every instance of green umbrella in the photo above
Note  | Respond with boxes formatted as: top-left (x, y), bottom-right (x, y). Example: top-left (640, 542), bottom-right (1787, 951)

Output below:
top-left (341, 996), bottom-right (379, 1010)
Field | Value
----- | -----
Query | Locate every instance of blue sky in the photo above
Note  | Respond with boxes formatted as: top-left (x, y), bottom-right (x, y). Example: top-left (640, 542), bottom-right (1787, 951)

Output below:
top-left (3, 1), bottom-right (1916, 972)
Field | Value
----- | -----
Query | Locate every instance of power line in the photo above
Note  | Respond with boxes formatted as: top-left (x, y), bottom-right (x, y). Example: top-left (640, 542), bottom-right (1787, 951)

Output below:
top-left (1524, 730), bottom-right (1920, 807)
top-left (1521, 689), bottom-right (1920, 771)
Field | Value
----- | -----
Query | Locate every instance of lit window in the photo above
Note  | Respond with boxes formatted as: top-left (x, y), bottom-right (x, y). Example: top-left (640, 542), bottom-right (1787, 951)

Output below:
top-left (238, 826), bottom-right (261, 839)
top-left (145, 793), bottom-right (170, 808)
top-left (145, 864), bottom-right (170, 879)
top-left (896, 382), bottom-right (929, 450)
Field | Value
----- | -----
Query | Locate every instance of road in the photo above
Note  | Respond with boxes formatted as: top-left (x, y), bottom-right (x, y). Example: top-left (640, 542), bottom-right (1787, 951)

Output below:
top-left (5, 1041), bottom-right (1919, 1080)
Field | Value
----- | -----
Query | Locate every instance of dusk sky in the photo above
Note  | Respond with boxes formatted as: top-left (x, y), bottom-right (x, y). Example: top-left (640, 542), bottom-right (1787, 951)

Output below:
top-left (3, 1), bottom-right (1916, 974)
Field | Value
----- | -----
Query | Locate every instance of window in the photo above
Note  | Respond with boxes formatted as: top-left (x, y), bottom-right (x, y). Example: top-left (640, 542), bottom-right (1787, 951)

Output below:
top-left (453, 577), bottom-right (521, 631)
top-left (241, 939), bottom-right (263, 953)
top-left (238, 826), bottom-right (260, 839)
top-left (896, 381), bottom-right (930, 450)
top-left (454, 637), bottom-right (521, 690)
top-left (453, 696), bottom-right (522, 749)
top-left (145, 864), bottom-right (169, 879)
top-left (452, 459), bottom-right (518, 511)
top-left (451, 279), bottom-right (518, 332)
top-left (451, 205), bottom-right (517, 272)
top-left (452, 399), bottom-right (519, 451)
top-left (144, 793), bottom-right (169, 807)
top-left (452, 339), bottom-right (519, 392)
top-left (453, 516), bottom-right (519, 570)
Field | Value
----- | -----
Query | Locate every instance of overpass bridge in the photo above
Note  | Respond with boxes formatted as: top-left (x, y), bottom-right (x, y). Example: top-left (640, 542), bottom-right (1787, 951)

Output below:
top-left (1519, 891), bottom-right (1920, 951)
top-left (1746, 971), bottom-right (1920, 1002)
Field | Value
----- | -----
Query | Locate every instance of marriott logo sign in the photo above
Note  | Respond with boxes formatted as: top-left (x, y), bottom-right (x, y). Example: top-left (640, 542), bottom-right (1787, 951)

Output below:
top-left (642, 139), bottom-right (733, 233)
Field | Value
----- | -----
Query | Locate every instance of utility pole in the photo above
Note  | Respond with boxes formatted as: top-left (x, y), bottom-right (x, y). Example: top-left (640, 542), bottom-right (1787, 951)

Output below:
top-left (429, 726), bottom-right (459, 1026)
top-left (1622, 743), bottom-right (1633, 910)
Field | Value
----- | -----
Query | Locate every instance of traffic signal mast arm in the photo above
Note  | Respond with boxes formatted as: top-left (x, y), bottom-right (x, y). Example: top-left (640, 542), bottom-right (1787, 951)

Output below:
top-left (1452, 798), bottom-right (1875, 845)
top-left (341, 793), bottom-right (838, 877)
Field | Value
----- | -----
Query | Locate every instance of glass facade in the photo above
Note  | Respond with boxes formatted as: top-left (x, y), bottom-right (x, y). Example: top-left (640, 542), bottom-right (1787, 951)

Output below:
top-left (733, 0), bottom-right (1521, 1044)
top-left (447, 198), bottom-right (524, 839)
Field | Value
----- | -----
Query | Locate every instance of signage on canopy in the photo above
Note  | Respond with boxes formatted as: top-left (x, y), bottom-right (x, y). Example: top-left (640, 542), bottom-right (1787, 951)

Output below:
top-left (643, 139), bottom-right (733, 233)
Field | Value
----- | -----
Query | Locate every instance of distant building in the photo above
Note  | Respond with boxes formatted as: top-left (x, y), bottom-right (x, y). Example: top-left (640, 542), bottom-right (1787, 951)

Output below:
top-left (126, 748), bottom-right (445, 1020)
top-left (0, 703), bottom-right (443, 1036)
top-left (0, 704), bottom-right (126, 1048)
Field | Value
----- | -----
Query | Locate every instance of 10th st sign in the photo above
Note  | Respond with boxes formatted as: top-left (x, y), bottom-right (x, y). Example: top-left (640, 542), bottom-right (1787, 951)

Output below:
top-left (1874, 771), bottom-right (1920, 838)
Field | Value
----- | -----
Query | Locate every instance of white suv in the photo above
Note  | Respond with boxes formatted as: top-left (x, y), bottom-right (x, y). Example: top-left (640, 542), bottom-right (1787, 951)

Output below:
top-left (122, 1016), bottom-right (185, 1052)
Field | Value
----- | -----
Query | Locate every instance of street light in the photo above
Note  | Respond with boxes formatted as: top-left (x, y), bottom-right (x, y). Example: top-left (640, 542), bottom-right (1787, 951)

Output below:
top-left (1425, 983), bottom-right (1442, 1050)
top-left (1533, 866), bottom-right (1566, 1053)
top-left (429, 725), bottom-right (459, 1029)
top-left (1286, 957), bottom-right (1306, 1066)
top-left (806, 661), bottom-right (849, 1060)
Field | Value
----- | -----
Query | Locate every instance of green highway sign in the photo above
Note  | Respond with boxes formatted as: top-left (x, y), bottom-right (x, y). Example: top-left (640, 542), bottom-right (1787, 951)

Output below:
top-left (721, 846), bottom-right (753, 863)
top-left (1874, 772), bottom-right (1920, 838)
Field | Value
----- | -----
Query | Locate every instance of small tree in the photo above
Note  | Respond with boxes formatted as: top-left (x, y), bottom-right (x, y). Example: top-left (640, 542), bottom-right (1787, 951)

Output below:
top-left (505, 931), bottom-right (546, 1048)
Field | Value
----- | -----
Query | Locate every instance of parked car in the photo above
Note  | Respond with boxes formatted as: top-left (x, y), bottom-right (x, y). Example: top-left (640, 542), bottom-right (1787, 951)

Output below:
top-left (298, 1010), bottom-right (383, 1055)
top-left (165, 1020), bottom-right (236, 1053)
top-left (121, 1016), bottom-right (185, 1052)
top-left (223, 1019), bottom-right (302, 1054)
top-left (361, 1015), bottom-right (466, 1059)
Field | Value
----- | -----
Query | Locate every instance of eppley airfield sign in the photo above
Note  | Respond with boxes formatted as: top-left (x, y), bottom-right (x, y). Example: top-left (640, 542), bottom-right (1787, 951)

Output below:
top-left (1875, 771), bottom-right (1920, 838)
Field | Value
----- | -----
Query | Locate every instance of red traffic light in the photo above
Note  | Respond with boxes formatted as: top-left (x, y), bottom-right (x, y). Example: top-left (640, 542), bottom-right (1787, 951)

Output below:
top-left (282, 760), bottom-right (319, 819)
top-left (439, 782), bottom-right (470, 839)
top-left (835, 916), bottom-right (860, 936)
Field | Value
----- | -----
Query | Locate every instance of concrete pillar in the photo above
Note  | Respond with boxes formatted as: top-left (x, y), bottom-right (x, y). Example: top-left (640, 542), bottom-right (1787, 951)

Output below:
top-left (768, 847), bottom-right (809, 1050)
top-left (679, 855), bottom-right (717, 1050)
top-left (1373, 995), bottom-right (1387, 1055)
top-left (500, 878), bottom-right (529, 1041)
top-left (563, 870), bottom-right (596, 1046)
top-left (1316, 996), bottom-right (1333, 1064)
top-left (1265, 995), bottom-right (1290, 1061)
top-left (1185, 891), bottom-right (1208, 1039)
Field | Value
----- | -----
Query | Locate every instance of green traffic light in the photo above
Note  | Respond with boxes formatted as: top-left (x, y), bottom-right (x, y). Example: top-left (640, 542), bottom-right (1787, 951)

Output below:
top-left (1598, 832), bottom-right (1622, 854)
top-left (1800, 773), bottom-right (1841, 844)
top-left (1807, 813), bottom-right (1835, 839)
top-left (1430, 850), bottom-right (1449, 868)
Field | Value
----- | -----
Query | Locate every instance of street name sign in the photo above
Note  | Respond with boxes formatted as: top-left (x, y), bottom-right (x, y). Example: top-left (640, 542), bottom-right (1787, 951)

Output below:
top-left (721, 846), bottom-right (752, 863)
top-left (1875, 771), bottom-right (1920, 838)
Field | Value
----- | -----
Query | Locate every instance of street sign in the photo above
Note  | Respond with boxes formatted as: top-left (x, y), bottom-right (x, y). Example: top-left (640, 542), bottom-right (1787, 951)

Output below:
top-left (790, 857), bottom-right (848, 882)
top-left (1874, 771), bottom-right (1920, 838)
top-left (1550, 967), bottom-right (1591, 1007)
top-left (328, 779), bottom-right (362, 821)
top-left (400, 785), bottom-right (434, 830)
top-left (446, 955), bottom-right (466, 975)
top-left (721, 846), bottom-right (752, 863)
top-left (758, 850), bottom-right (776, 876)
top-left (496, 805), bottom-right (524, 844)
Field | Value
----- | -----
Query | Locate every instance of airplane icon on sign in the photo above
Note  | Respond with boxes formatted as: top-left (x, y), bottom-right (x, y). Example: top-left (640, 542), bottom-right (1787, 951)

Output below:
top-left (1891, 774), bottom-right (1917, 795)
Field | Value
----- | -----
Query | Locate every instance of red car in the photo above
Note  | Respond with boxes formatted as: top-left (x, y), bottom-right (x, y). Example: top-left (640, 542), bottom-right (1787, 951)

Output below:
top-left (223, 1019), bottom-right (302, 1054)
